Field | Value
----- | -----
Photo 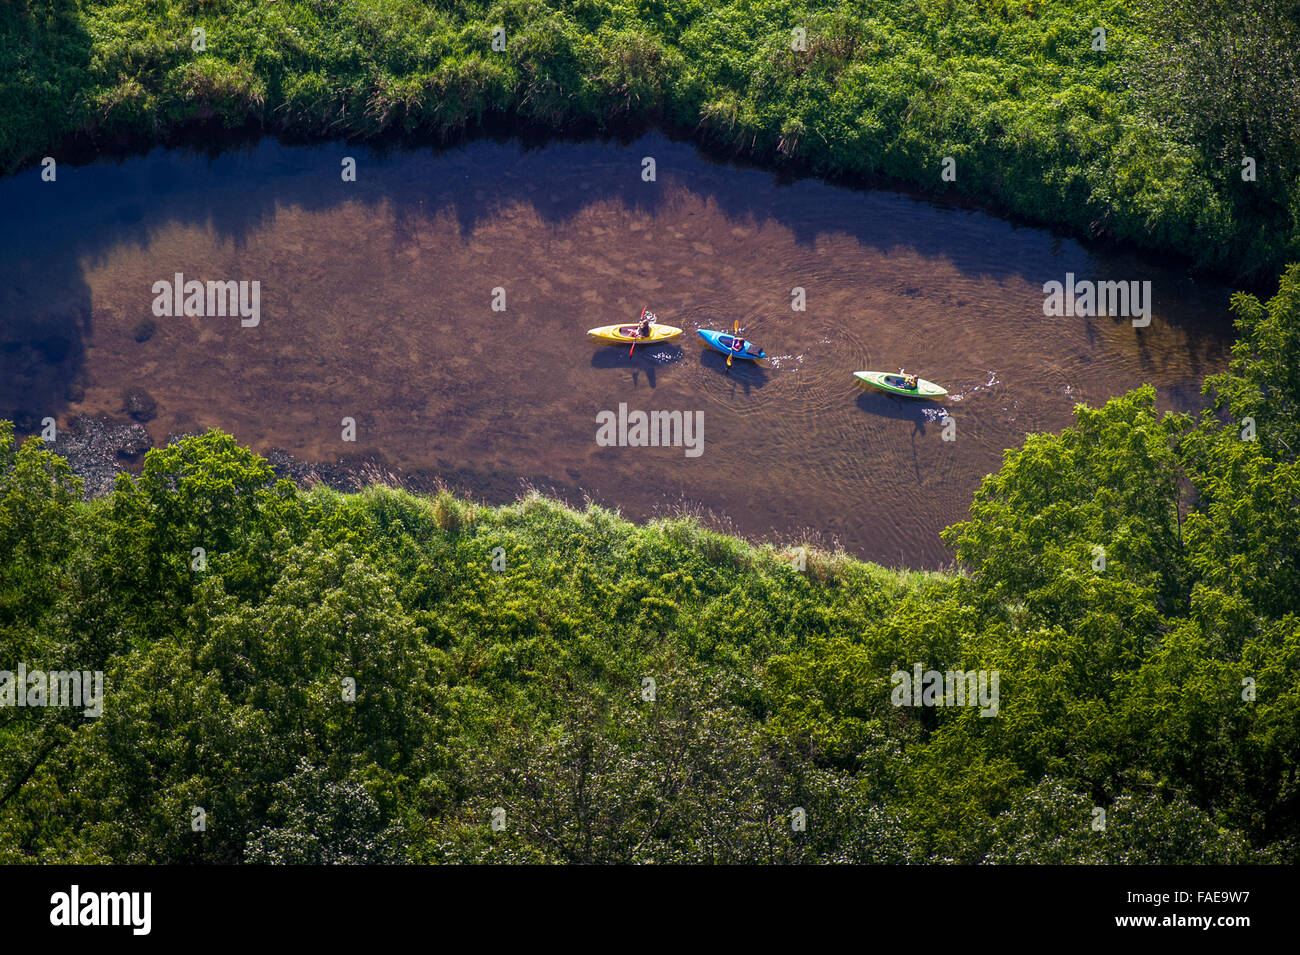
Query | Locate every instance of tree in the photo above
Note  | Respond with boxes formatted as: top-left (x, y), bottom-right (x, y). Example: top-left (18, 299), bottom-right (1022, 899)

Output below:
top-left (984, 777), bottom-right (1260, 863)
top-left (246, 760), bottom-right (408, 864)
top-left (1203, 263), bottom-right (1300, 462)
top-left (944, 387), bottom-right (1189, 625)
top-left (1127, 0), bottom-right (1300, 188)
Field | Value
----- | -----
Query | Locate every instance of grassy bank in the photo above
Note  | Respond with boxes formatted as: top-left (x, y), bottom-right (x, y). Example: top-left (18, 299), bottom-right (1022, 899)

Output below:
top-left (0, 434), bottom-right (1277, 862)
top-left (2, 264), bottom-right (1298, 862)
top-left (3, 0), bottom-right (1297, 279)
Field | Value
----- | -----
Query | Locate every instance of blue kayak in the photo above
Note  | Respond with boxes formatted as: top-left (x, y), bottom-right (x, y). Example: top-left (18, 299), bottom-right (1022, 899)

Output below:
top-left (698, 329), bottom-right (766, 360)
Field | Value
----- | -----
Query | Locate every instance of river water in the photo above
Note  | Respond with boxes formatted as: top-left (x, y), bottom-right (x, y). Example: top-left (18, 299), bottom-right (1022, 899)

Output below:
top-left (0, 133), bottom-right (1232, 567)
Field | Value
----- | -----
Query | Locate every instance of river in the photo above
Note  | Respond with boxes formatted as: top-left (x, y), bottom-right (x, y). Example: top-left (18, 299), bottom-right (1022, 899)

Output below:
top-left (0, 132), bottom-right (1233, 567)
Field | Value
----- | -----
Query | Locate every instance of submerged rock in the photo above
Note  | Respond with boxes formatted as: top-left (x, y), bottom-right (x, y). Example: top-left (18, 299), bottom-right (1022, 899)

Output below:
top-left (122, 387), bottom-right (157, 422)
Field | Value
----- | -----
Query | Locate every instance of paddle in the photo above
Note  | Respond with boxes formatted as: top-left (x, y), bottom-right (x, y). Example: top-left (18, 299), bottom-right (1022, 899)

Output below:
top-left (630, 306), bottom-right (646, 357)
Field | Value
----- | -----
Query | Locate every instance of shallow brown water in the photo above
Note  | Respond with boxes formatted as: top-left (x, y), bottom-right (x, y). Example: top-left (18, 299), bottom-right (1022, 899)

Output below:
top-left (0, 133), bottom-right (1233, 567)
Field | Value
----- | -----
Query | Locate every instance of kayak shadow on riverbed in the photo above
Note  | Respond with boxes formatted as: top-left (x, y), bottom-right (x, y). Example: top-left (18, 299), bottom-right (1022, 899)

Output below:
top-left (590, 345), bottom-right (684, 386)
top-left (855, 390), bottom-right (947, 485)
top-left (699, 348), bottom-right (770, 389)
top-left (855, 389), bottom-right (941, 431)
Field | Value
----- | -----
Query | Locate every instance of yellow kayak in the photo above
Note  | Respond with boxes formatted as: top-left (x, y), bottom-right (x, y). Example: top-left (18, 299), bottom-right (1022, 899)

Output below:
top-left (587, 323), bottom-right (683, 345)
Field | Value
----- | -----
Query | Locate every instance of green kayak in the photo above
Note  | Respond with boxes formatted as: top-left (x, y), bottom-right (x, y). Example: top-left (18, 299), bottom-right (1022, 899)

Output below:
top-left (854, 371), bottom-right (948, 399)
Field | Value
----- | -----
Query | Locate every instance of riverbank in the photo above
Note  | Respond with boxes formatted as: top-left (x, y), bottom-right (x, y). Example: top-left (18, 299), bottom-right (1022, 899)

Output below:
top-left (4, 1), bottom-right (1296, 281)
top-left (49, 412), bottom-right (404, 501)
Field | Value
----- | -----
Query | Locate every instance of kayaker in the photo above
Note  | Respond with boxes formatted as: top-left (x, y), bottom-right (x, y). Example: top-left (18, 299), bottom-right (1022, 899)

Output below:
top-left (637, 313), bottom-right (653, 339)
top-left (904, 374), bottom-right (918, 390)
top-left (732, 336), bottom-right (746, 353)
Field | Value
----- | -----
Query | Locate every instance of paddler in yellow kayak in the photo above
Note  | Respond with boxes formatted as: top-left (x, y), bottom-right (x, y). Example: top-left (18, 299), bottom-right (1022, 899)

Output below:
top-left (626, 307), bottom-right (656, 356)
top-left (635, 310), bottom-right (655, 339)
top-left (587, 310), bottom-right (682, 348)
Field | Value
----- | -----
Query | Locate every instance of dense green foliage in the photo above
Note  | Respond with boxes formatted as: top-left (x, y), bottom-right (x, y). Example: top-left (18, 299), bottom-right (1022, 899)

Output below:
top-left (3, 0), bottom-right (1297, 277)
top-left (2, 267), bottom-right (1297, 862)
